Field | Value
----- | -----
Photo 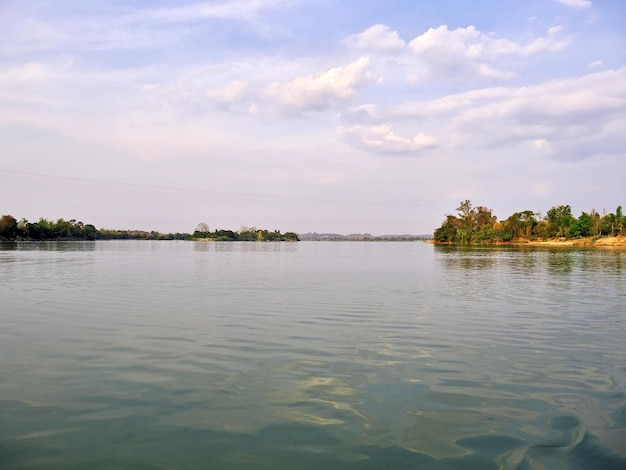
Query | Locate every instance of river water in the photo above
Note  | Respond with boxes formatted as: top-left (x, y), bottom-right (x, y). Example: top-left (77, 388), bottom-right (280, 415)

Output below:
top-left (1, 241), bottom-right (625, 469)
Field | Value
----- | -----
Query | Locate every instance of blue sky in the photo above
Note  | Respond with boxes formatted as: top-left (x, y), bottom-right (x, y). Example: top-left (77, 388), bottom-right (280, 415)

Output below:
top-left (1, 0), bottom-right (624, 234)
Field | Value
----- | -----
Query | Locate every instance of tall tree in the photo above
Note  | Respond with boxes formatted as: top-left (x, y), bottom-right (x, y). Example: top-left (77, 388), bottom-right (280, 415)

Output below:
top-left (546, 205), bottom-right (573, 237)
top-left (617, 206), bottom-right (624, 234)
top-left (456, 200), bottom-right (476, 243)
top-left (0, 214), bottom-right (18, 240)
top-left (194, 222), bottom-right (209, 234)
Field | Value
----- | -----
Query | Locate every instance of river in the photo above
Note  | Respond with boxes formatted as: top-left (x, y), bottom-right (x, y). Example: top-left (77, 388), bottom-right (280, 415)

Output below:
top-left (1, 241), bottom-right (624, 469)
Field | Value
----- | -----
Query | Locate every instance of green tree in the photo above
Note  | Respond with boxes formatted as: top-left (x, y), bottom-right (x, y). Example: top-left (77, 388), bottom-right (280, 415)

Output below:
top-left (601, 212), bottom-right (615, 236)
top-left (55, 218), bottom-right (73, 238)
top-left (0, 214), bottom-right (18, 240)
top-left (84, 224), bottom-right (98, 240)
top-left (573, 212), bottom-right (593, 237)
top-left (504, 213), bottom-right (524, 239)
top-left (434, 215), bottom-right (460, 243)
top-left (237, 226), bottom-right (258, 241)
top-left (456, 200), bottom-right (476, 243)
top-left (590, 209), bottom-right (601, 237)
top-left (533, 220), bottom-right (550, 239)
top-left (284, 232), bottom-right (300, 242)
top-left (617, 206), bottom-right (624, 234)
top-left (546, 205), bottom-right (573, 237)
top-left (193, 222), bottom-right (210, 238)
top-left (473, 206), bottom-right (497, 242)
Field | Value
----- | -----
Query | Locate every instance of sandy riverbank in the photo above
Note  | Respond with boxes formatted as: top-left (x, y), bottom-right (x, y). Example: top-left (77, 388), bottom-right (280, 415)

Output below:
top-left (429, 235), bottom-right (626, 248)
top-left (512, 235), bottom-right (626, 247)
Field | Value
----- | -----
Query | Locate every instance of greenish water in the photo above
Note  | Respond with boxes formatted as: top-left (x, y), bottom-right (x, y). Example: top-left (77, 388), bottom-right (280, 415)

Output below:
top-left (1, 241), bottom-right (625, 469)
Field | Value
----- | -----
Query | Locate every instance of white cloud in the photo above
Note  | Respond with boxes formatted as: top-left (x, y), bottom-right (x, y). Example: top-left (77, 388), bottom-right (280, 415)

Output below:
top-left (0, 60), bottom-right (82, 113)
top-left (553, 0), bottom-right (592, 9)
top-left (533, 139), bottom-right (553, 155)
top-left (206, 80), bottom-right (249, 106)
top-left (344, 24), bottom-right (405, 54)
top-left (449, 68), bottom-right (626, 159)
top-left (0, 62), bottom-right (55, 83)
top-left (0, 0), bottom-right (301, 57)
top-left (126, 0), bottom-right (300, 25)
top-left (339, 87), bottom-right (512, 126)
top-left (263, 57), bottom-right (372, 113)
top-left (408, 25), bottom-right (569, 82)
top-left (141, 83), bottom-right (159, 92)
top-left (340, 68), bottom-right (625, 160)
top-left (0, 16), bottom-right (177, 56)
top-left (588, 60), bottom-right (603, 69)
top-left (522, 26), bottom-right (570, 55)
top-left (340, 124), bottom-right (438, 155)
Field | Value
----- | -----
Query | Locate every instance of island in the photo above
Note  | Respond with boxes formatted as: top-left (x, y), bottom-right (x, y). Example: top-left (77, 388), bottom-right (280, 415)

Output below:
top-left (433, 200), bottom-right (626, 247)
top-left (189, 224), bottom-right (299, 242)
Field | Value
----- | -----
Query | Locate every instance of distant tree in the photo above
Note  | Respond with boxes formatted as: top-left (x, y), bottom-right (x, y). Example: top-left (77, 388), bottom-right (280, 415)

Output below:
top-left (237, 226), bottom-right (258, 241)
top-left (266, 230), bottom-right (286, 241)
top-left (455, 200), bottom-right (476, 243)
top-left (473, 206), bottom-right (497, 242)
top-left (214, 229), bottom-right (236, 240)
top-left (474, 206), bottom-right (496, 228)
top-left (434, 202), bottom-right (624, 244)
top-left (434, 214), bottom-right (461, 243)
top-left (504, 210), bottom-right (537, 239)
top-left (520, 211), bottom-right (538, 238)
top-left (284, 232), bottom-right (300, 242)
top-left (572, 212), bottom-right (593, 237)
top-left (194, 222), bottom-right (209, 234)
top-left (615, 206), bottom-right (626, 235)
top-left (533, 220), bottom-right (550, 239)
top-left (55, 218), bottom-right (73, 238)
top-left (0, 214), bottom-right (18, 240)
top-left (546, 205), bottom-right (573, 237)
top-left (599, 210), bottom-right (610, 236)
top-left (84, 224), bottom-right (98, 240)
top-left (589, 209), bottom-right (601, 237)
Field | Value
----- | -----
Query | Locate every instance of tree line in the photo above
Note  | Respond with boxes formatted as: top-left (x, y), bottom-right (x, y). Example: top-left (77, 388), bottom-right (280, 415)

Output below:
top-left (434, 200), bottom-right (625, 244)
top-left (0, 215), bottom-right (189, 241)
top-left (0, 215), bottom-right (299, 242)
top-left (191, 223), bottom-right (299, 242)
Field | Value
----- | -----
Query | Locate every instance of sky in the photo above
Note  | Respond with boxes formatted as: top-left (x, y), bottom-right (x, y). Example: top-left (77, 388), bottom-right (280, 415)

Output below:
top-left (1, 0), bottom-right (624, 235)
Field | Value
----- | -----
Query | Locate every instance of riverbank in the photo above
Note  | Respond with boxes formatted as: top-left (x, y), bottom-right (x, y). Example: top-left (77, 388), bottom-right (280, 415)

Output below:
top-left (510, 235), bottom-right (626, 247)
top-left (430, 235), bottom-right (626, 248)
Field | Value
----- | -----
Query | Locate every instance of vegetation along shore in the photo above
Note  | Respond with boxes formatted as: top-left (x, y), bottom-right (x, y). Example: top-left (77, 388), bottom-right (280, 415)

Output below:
top-left (433, 200), bottom-right (626, 247)
top-left (0, 216), bottom-right (299, 242)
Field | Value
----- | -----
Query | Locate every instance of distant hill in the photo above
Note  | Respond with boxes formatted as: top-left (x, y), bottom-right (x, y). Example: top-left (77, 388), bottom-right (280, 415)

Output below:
top-left (298, 232), bottom-right (432, 241)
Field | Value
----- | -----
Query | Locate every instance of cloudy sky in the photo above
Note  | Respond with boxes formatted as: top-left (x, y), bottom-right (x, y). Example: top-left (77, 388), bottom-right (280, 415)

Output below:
top-left (1, 0), bottom-right (624, 235)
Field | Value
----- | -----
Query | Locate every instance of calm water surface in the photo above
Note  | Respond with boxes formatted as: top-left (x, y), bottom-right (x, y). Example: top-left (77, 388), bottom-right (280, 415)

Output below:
top-left (1, 241), bottom-right (625, 469)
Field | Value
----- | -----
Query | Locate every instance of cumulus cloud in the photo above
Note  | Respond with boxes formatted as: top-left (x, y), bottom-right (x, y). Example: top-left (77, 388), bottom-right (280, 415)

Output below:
top-left (553, 0), bottom-right (592, 9)
top-left (339, 68), bottom-right (625, 160)
top-left (408, 25), bottom-right (569, 82)
top-left (340, 124), bottom-right (438, 155)
top-left (263, 57), bottom-right (372, 113)
top-left (344, 24), bottom-right (405, 54)
top-left (449, 68), bottom-right (626, 159)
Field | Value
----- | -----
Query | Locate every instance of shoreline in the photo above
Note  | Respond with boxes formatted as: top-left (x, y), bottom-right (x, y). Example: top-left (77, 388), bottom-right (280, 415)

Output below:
top-left (430, 235), bottom-right (626, 248)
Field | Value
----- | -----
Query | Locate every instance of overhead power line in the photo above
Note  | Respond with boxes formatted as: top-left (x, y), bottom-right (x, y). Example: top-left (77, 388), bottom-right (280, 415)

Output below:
top-left (0, 168), bottom-right (451, 208)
